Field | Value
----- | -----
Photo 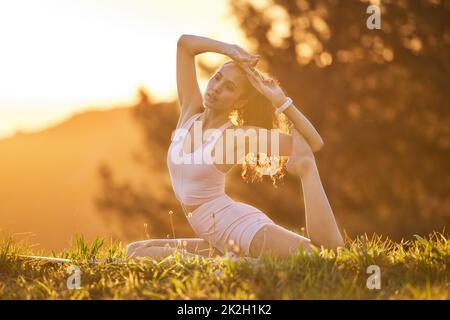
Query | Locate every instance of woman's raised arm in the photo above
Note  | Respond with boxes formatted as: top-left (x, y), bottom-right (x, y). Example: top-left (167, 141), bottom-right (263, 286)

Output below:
top-left (176, 35), bottom-right (230, 116)
top-left (176, 34), bottom-right (259, 118)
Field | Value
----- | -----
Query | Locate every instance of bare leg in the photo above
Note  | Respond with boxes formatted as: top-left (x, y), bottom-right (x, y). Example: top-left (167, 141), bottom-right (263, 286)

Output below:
top-left (286, 129), bottom-right (344, 249)
top-left (126, 238), bottom-right (222, 258)
top-left (249, 224), bottom-right (312, 258)
top-left (127, 245), bottom-right (211, 261)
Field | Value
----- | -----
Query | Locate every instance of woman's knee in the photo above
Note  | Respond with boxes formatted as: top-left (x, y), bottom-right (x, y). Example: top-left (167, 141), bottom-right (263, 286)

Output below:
top-left (249, 224), bottom-right (311, 258)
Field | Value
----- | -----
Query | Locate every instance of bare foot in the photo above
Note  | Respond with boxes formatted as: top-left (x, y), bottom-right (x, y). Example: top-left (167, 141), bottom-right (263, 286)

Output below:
top-left (286, 129), bottom-right (316, 177)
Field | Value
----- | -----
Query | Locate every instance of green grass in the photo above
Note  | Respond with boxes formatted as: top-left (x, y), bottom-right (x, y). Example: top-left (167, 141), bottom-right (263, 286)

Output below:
top-left (0, 232), bottom-right (448, 299)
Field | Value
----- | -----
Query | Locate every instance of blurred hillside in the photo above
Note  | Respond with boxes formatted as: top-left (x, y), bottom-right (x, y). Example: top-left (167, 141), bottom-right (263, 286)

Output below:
top-left (0, 105), bottom-right (153, 250)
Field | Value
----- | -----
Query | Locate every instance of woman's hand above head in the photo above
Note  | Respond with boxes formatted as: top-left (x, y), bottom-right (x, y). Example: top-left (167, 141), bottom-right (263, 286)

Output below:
top-left (226, 44), bottom-right (260, 67)
top-left (239, 64), bottom-right (288, 110)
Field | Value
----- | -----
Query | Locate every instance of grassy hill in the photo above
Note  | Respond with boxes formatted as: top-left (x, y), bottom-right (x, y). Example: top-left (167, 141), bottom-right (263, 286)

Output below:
top-left (0, 232), bottom-right (448, 299)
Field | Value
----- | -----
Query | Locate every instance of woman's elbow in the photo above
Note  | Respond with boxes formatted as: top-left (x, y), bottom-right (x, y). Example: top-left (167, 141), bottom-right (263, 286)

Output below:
top-left (177, 34), bottom-right (193, 47)
top-left (177, 34), bottom-right (186, 47)
top-left (177, 34), bottom-right (196, 55)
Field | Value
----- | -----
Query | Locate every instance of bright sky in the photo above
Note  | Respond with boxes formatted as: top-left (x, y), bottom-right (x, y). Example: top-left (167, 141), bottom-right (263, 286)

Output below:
top-left (0, 0), bottom-right (248, 139)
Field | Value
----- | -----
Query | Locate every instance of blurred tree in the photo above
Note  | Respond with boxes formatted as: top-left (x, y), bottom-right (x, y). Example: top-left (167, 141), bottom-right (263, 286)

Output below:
top-left (229, 0), bottom-right (450, 237)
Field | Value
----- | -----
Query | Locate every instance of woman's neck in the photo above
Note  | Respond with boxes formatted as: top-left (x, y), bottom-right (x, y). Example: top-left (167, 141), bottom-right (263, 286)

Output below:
top-left (201, 107), bottom-right (230, 130)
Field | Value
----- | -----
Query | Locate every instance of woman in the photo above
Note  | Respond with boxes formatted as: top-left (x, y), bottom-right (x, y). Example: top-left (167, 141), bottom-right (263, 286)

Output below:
top-left (126, 34), bottom-right (344, 261)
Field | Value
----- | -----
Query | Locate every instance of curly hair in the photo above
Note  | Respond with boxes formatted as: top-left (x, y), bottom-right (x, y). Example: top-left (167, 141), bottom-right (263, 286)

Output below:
top-left (222, 60), bottom-right (292, 187)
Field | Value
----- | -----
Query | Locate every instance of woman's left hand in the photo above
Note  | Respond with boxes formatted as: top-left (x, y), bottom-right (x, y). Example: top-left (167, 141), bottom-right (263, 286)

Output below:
top-left (239, 63), bottom-right (287, 110)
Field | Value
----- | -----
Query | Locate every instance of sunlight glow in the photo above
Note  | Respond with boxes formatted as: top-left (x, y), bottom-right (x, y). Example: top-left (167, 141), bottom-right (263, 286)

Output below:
top-left (0, 0), bottom-right (246, 138)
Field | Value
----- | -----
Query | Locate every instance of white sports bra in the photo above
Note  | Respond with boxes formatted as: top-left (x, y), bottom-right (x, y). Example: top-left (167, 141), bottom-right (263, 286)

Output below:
top-left (166, 113), bottom-right (233, 206)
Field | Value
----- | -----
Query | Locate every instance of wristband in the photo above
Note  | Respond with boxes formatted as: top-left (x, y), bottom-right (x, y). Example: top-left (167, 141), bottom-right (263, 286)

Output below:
top-left (274, 97), bottom-right (293, 115)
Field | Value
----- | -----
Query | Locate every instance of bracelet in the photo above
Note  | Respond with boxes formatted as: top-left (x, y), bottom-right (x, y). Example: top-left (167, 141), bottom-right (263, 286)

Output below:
top-left (274, 97), bottom-right (293, 115)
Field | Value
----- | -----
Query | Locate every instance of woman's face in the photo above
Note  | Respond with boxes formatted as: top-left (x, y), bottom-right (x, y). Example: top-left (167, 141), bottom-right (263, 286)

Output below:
top-left (203, 62), bottom-right (250, 111)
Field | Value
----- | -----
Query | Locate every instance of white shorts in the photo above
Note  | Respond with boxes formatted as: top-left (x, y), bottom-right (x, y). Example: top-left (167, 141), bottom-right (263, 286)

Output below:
top-left (186, 194), bottom-right (275, 256)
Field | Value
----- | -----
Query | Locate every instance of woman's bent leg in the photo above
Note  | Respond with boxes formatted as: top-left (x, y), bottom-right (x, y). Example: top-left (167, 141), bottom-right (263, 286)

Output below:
top-left (249, 224), bottom-right (312, 259)
top-left (300, 161), bottom-right (345, 249)
top-left (249, 129), bottom-right (344, 258)
top-left (287, 129), bottom-right (344, 249)
top-left (128, 245), bottom-right (208, 261)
